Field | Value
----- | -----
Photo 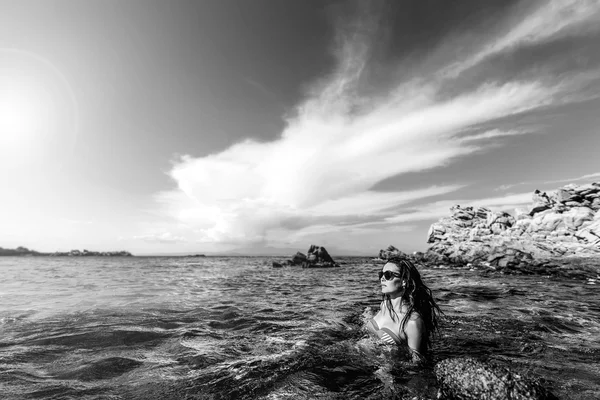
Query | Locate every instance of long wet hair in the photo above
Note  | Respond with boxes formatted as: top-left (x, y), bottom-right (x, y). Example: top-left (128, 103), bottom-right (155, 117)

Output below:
top-left (382, 256), bottom-right (442, 349)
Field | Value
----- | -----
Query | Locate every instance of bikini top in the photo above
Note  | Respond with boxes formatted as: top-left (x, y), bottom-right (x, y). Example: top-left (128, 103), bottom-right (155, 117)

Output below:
top-left (366, 318), bottom-right (404, 346)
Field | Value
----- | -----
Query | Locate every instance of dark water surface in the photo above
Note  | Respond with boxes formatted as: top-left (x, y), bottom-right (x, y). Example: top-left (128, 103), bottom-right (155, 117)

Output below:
top-left (1, 256), bottom-right (599, 399)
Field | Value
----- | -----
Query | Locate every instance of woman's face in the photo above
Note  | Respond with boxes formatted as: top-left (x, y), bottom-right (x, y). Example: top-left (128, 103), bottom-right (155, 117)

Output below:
top-left (380, 262), bottom-right (404, 296)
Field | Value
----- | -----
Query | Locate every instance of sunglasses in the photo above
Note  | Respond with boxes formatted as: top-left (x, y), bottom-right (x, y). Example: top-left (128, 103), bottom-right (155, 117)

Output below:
top-left (378, 270), bottom-right (402, 281)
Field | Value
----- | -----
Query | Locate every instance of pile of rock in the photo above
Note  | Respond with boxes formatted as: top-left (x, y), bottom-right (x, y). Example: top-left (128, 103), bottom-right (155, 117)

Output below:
top-left (273, 245), bottom-right (339, 268)
top-left (377, 245), bottom-right (409, 260)
top-left (424, 182), bottom-right (600, 270)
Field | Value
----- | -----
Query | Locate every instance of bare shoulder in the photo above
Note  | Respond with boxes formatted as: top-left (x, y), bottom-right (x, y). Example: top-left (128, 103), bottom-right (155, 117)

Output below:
top-left (408, 311), bottom-right (423, 322)
top-left (405, 314), bottom-right (425, 331)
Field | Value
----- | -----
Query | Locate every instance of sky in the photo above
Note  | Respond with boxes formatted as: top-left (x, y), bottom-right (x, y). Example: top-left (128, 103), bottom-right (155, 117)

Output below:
top-left (1, 0), bottom-right (600, 256)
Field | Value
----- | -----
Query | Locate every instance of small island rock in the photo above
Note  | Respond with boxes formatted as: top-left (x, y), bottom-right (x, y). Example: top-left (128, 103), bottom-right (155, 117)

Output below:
top-left (278, 245), bottom-right (339, 268)
top-left (302, 245), bottom-right (339, 268)
top-left (378, 245), bottom-right (408, 260)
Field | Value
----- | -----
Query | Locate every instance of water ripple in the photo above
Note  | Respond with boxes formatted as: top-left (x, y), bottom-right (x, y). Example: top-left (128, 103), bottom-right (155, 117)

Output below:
top-left (0, 256), bottom-right (598, 399)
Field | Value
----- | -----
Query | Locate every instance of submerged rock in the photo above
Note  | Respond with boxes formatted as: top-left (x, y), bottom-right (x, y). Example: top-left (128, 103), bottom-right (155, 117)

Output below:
top-left (435, 357), bottom-right (557, 400)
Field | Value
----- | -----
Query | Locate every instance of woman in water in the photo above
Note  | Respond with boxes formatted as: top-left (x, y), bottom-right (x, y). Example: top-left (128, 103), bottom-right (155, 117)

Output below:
top-left (365, 256), bottom-right (442, 363)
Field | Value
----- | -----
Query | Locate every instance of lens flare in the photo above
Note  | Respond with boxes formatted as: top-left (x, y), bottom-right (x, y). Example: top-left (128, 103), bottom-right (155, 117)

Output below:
top-left (0, 48), bottom-right (78, 171)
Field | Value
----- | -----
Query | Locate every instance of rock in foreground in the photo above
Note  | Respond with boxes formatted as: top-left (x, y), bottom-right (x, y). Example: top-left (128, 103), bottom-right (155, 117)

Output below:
top-left (435, 357), bottom-right (557, 400)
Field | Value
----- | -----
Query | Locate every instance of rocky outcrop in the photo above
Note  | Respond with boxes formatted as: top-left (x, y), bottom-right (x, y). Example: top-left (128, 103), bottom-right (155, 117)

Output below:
top-left (377, 245), bottom-right (408, 260)
top-left (424, 183), bottom-right (600, 270)
top-left (51, 249), bottom-right (133, 257)
top-left (435, 357), bottom-right (557, 400)
top-left (303, 245), bottom-right (339, 268)
top-left (274, 245), bottom-right (339, 268)
top-left (0, 246), bottom-right (133, 257)
top-left (291, 251), bottom-right (308, 265)
top-left (0, 246), bottom-right (42, 256)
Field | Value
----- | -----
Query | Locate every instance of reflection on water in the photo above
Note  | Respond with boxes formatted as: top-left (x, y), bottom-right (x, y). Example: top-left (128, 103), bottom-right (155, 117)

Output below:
top-left (1, 256), bottom-right (599, 399)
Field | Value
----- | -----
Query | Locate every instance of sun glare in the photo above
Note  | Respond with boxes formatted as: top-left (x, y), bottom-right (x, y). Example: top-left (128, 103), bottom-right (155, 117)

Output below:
top-left (0, 49), bottom-right (77, 170)
top-left (0, 81), bottom-right (48, 140)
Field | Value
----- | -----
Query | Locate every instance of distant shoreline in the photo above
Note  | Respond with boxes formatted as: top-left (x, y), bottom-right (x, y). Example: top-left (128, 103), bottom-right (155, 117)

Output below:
top-left (0, 246), bottom-right (373, 258)
top-left (0, 247), bottom-right (133, 257)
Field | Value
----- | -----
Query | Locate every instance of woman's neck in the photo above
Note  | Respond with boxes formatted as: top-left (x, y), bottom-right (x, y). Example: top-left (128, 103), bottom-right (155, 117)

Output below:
top-left (387, 294), bottom-right (405, 311)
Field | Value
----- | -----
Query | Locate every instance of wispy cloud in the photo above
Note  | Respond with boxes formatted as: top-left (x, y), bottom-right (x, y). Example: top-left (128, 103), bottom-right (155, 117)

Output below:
top-left (270, 190), bottom-right (534, 250)
top-left (133, 232), bottom-right (188, 244)
top-left (155, 1), bottom-right (600, 247)
top-left (458, 128), bottom-right (532, 143)
top-left (443, 0), bottom-right (600, 78)
top-left (495, 171), bottom-right (600, 191)
top-left (544, 172), bottom-right (600, 185)
top-left (64, 219), bottom-right (94, 225)
top-left (384, 192), bottom-right (534, 224)
top-left (244, 77), bottom-right (278, 100)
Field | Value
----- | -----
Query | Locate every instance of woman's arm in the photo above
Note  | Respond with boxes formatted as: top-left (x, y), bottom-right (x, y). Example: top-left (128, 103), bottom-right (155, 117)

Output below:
top-left (404, 317), bottom-right (426, 363)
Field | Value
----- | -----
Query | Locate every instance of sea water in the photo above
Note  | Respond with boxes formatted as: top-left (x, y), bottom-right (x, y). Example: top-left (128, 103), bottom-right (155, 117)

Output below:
top-left (0, 256), bottom-right (599, 399)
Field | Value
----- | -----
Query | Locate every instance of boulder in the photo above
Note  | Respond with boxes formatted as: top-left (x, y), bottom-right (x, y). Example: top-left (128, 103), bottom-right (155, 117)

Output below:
top-left (307, 245), bottom-right (335, 263)
top-left (302, 245), bottom-right (339, 268)
top-left (575, 229), bottom-right (600, 244)
top-left (276, 246), bottom-right (339, 268)
top-left (427, 223), bottom-right (446, 243)
top-left (563, 207), bottom-right (594, 230)
top-left (555, 188), bottom-right (572, 203)
top-left (486, 211), bottom-right (515, 228)
top-left (435, 357), bottom-right (557, 400)
top-left (476, 207), bottom-right (491, 218)
top-left (291, 252), bottom-right (307, 265)
top-left (378, 245), bottom-right (407, 260)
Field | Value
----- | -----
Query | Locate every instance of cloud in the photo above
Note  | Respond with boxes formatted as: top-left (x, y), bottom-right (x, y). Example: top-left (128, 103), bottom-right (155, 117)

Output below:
top-left (133, 232), bottom-right (188, 243)
top-left (458, 128), bottom-right (532, 143)
top-left (155, 1), bottom-right (600, 247)
top-left (495, 171), bottom-right (600, 191)
top-left (244, 77), bottom-right (278, 100)
top-left (271, 190), bottom-right (534, 250)
top-left (273, 222), bottom-right (418, 248)
top-left (64, 219), bottom-right (94, 224)
top-left (384, 192), bottom-right (534, 224)
top-left (544, 172), bottom-right (600, 184)
top-left (443, 0), bottom-right (600, 78)
top-left (305, 185), bottom-right (464, 217)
